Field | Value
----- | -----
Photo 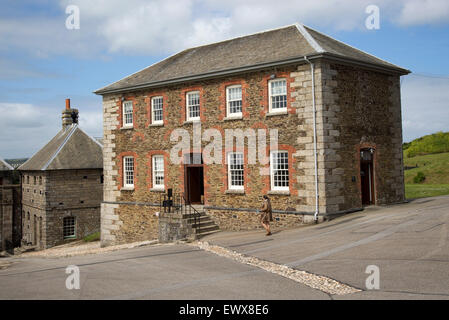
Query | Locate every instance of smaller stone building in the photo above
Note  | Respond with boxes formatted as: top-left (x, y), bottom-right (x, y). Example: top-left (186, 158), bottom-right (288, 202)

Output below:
top-left (18, 100), bottom-right (103, 250)
top-left (1, 158), bottom-right (21, 252)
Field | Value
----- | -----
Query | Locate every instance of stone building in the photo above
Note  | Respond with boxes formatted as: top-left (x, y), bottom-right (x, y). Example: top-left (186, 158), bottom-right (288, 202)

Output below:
top-left (18, 100), bottom-right (103, 250)
top-left (1, 158), bottom-right (21, 252)
top-left (94, 24), bottom-right (410, 246)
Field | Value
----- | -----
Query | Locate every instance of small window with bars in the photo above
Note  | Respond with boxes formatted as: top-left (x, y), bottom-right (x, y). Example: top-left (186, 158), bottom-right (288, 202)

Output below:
top-left (226, 85), bottom-right (242, 117)
top-left (151, 96), bottom-right (163, 124)
top-left (123, 156), bottom-right (134, 188)
top-left (123, 101), bottom-right (133, 127)
top-left (186, 91), bottom-right (200, 121)
top-left (270, 151), bottom-right (289, 190)
top-left (152, 155), bottom-right (164, 189)
top-left (269, 79), bottom-right (287, 112)
top-left (228, 152), bottom-right (244, 190)
top-left (63, 217), bottom-right (76, 239)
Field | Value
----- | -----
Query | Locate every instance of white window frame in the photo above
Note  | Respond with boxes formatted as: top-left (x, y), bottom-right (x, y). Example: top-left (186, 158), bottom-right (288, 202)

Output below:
top-left (227, 152), bottom-right (244, 190)
top-left (122, 100), bottom-right (133, 127)
top-left (270, 151), bottom-right (289, 191)
top-left (268, 78), bottom-right (287, 113)
top-left (123, 156), bottom-right (134, 188)
top-left (63, 216), bottom-right (76, 239)
top-left (151, 96), bottom-right (164, 125)
top-left (152, 155), bottom-right (165, 190)
top-left (186, 91), bottom-right (200, 121)
top-left (226, 85), bottom-right (242, 118)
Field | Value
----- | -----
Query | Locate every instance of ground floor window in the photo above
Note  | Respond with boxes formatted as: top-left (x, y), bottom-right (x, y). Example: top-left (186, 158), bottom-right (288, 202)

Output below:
top-left (228, 152), bottom-right (244, 190)
top-left (270, 151), bottom-right (289, 191)
top-left (63, 217), bottom-right (76, 239)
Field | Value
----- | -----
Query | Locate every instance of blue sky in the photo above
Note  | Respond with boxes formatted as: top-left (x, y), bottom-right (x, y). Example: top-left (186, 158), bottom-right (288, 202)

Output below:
top-left (1, 0), bottom-right (449, 158)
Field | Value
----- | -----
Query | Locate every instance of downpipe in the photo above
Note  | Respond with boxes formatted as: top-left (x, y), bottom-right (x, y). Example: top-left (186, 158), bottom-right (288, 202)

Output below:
top-left (304, 56), bottom-right (319, 223)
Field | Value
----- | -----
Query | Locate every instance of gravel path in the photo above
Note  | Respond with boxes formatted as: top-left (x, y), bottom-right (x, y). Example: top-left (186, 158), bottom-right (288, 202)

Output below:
top-left (18, 240), bottom-right (158, 258)
top-left (191, 241), bottom-right (361, 296)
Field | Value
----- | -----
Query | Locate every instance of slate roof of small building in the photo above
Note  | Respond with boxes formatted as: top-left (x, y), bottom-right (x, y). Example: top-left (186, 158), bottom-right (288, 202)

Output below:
top-left (0, 157), bottom-right (13, 171)
top-left (18, 125), bottom-right (103, 171)
top-left (95, 23), bottom-right (410, 95)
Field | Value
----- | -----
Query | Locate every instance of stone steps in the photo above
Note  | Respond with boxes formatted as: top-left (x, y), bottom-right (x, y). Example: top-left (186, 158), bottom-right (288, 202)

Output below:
top-left (189, 211), bottom-right (220, 238)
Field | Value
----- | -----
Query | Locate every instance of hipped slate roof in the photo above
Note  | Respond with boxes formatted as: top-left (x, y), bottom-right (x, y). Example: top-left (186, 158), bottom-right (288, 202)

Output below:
top-left (0, 157), bottom-right (13, 171)
top-left (95, 23), bottom-right (410, 95)
top-left (19, 125), bottom-right (103, 171)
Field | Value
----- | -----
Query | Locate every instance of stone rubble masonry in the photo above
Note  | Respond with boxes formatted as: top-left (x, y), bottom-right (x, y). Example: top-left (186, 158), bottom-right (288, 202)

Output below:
top-left (100, 60), bottom-right (405, 246)
top-left (21, 169), bottom-right (102, 250)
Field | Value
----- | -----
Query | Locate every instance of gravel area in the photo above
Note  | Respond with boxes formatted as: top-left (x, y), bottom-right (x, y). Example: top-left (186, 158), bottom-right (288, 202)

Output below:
top-left (18, 240), bottom-right (158, 258)
top-left (192, 241), bottom-right (361, 296)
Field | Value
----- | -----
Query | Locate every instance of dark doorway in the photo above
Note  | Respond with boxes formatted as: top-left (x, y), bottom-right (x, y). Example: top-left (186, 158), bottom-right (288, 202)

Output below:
top-left (360, 148), bottom-right (375, 205)
top-left (184, 153), bottom-right (204, 204)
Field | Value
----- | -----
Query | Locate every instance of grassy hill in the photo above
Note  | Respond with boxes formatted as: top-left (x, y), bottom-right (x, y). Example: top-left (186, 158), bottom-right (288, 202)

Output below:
top-left (403, 132), bottom-right (449, 199)
top-left (404, 152), bottom-right (449, 199)
top-left (403, 131), bottom-right (449, 158)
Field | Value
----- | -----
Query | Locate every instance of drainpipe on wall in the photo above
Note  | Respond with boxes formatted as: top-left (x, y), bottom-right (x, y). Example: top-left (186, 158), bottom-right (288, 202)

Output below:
top-left (304, 56), bottom-right (319, 222)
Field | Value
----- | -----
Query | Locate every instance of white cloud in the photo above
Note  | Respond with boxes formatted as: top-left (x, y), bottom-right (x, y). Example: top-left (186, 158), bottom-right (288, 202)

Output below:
top-left (0, 101), bottom-right (102, 158)
top-left (401, 74), bottom-right (449, 142)
top-left (396, 0), bottom-right (449, 26)
top-left (0, 0), bottom-right (447, 58)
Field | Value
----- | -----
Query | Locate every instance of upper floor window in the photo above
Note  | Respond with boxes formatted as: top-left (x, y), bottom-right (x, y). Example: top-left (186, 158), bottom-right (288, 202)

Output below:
top-left (123, 101), bottom-right (133, 127)
top-left (270, 151), bottom-right (289, 191)
top-left (228, 152), bottom-right (244, 190)
top-left (186, 91), bottom-right (200, 121)
top-left (269, 79), bottom-right (287, 112)
top-left (39, 176), bottom-right (42, 185)
top-left (123, 156), bottom-right (134, 188)
top-left (226, 85), bottom-right (242, 117)
top-left (151, 96), bottom-right (164, 125)
top-left (152, 155), bottom-right (164, 189)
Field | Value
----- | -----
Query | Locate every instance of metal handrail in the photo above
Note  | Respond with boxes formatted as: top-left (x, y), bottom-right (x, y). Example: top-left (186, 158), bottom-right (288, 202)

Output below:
top-left (160, 191), bottom-right (201, 236)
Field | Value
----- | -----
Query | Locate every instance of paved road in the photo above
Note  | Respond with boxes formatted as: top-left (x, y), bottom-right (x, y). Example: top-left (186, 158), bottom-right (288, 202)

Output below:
top-left (1, 195), bottom-right (448, 299)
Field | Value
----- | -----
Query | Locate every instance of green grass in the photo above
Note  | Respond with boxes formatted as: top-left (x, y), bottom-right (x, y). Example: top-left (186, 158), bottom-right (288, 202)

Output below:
top-left (83, 231), bottom-right (100, 242)
top-left (403, 131), bottom-right (449, 158)
top-left (403, 152), bottom-right (449, 185)
top-left (403, 151), bottom-right (449, 199)
top-left (405, 184), bottom-right (449, 199)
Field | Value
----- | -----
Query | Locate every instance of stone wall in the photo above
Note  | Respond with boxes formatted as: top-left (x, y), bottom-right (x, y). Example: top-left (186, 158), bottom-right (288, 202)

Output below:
top-left (100, 60), bottom-right (406, 245)
top-left (318, 62), bottom-right (405, 212)
top-left (0, 184), bottom-right (21, 251)
top-left (21, 169), bottom-right (102, 249)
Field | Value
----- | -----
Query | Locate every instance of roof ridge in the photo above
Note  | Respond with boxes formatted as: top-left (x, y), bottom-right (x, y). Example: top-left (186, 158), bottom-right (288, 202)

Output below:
top-left (295, 23), bottom-right (324, 53)
top-left (41, 125), bottom-right (78, 171)
top-left (95, 24), bottom-right (301, 94)
top-left (181, 23), bottom-right (300, 52)
top-left (0, 157), bottom-right (13, 170)
top-left (303, 25), bottom-right (403, 69)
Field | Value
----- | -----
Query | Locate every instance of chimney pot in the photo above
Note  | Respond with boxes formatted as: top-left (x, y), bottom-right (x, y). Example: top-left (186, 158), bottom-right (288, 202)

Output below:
top-left (66, 98), bottom-right (70, 110)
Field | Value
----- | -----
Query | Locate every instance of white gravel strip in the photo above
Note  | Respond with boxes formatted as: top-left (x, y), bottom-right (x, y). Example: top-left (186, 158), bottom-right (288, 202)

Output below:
top-left (191, 241), bottom-right (361, 296)
top-left (19, 240), bottom-right (158, 258)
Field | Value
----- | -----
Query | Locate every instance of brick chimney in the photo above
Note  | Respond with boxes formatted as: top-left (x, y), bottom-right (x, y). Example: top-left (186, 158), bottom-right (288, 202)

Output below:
top-left (62, 98), bottom-right (79, 129)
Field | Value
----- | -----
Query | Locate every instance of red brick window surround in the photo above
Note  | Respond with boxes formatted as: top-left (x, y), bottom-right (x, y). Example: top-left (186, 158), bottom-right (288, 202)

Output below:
top-left (180, 87), bottom-right (205, 124)
top-left (117, 97), bottom-right (137, 129)
top-left (260, 72), bottom-right (295, 117)
top-left (261, 145), bottom-right (297, 195)
top-left (145, 93), bottom-right (168, 126)
top-left (147, 151), bottom-right (169, 191)
top-left (218, 80), bottom-right (249, 120)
